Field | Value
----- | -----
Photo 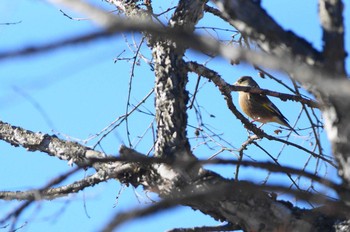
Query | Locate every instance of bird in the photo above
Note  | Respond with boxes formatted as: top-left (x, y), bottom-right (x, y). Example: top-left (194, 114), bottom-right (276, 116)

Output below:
top-left (234, 76), bottom-right (299, 135)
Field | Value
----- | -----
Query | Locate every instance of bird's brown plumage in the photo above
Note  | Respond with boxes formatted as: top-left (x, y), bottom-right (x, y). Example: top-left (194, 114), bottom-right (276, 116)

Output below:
top-left (235, 76), bottom-right (299, 134)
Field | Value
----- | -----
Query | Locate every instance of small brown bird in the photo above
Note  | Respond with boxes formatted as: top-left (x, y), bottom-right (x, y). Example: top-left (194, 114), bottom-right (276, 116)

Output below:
top-left (235, 76), bottom-right (299, 135)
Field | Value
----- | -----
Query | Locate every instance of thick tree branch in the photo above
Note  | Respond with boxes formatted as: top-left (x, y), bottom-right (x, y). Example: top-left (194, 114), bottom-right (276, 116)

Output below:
top-left (319, 0), bottom-right (346, 74)
top-left (112, 147), bottom-right (346, 232)
top-left (0, 120), bottom-right (137, 191)
top-left (0, 121), bottom-right (93, 165)
top-left (317, 0), bottom-right (350, 196)
top-left (210, 1), bottom-right (322, 66)
top-left (0, 119), bottom-right (344, 231)
top-left (152, 0), bottom-right (207, 159)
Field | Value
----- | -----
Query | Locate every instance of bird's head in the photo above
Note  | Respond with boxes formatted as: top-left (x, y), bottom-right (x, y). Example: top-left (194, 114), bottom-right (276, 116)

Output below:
top-left (235, 76), bottom-right (259, 88)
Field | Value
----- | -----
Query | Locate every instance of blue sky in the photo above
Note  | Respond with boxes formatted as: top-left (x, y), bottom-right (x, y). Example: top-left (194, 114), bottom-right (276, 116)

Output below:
top-left (0, 1), bottom-right (349, 231)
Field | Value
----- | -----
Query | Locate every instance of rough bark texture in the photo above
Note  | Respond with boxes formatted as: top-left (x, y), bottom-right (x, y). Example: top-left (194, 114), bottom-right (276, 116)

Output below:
top-left (153, 43), bottom-right (191, 159)
top-left (319, 0), bottom-right (346, 73)
top-left (153, 0), bottom-right (207, 160)
top-left (1, 0), bottom-right (350, 231)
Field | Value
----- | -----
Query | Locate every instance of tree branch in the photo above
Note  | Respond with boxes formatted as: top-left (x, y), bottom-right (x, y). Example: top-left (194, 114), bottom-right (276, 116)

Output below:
top-left (210, 1), bottom-right (322, 66)
top-left (230, 85), bottom-right (320, 108)
top-left (152, 0), bottom-right (207, 159)
top-left (319, 0), bottom-right (346, 73)
top-left (0, 119), bottom-right (344, 231)
top-left (0, 170), bottom-right (109, 200)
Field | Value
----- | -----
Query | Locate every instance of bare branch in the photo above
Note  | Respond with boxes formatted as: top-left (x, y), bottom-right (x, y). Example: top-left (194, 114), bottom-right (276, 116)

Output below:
top-left (0, 20), bottom-right (22, 25)
top-left (230, 85), bottom-right (320, 109)
top-left (0, 170), bottom-right (109, 201)
top-left (0, 167), bottom-right (80, 230)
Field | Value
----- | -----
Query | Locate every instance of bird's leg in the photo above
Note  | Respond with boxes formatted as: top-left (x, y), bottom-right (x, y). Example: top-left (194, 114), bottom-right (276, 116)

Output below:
top-left (243, 120), bottom-right (254, 135)
top-left (258, 123), bottom-right (265, 129)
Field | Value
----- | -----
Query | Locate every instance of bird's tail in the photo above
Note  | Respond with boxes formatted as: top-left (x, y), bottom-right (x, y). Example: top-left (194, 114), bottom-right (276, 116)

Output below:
top-left (274, 116), bottom-right (299, 135)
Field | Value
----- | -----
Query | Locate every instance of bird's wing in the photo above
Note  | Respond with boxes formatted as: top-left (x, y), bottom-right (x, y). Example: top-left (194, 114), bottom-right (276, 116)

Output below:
top-left (256, 94), bottom-right (289, 122)
top-left (251, 93), bottom-right (299, 134)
